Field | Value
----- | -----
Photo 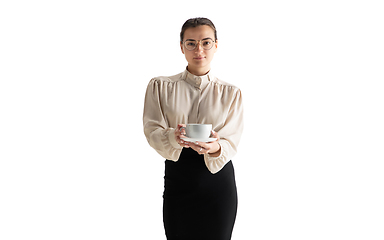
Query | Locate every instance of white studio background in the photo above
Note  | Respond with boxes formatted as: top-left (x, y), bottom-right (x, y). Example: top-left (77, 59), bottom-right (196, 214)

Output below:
top-left (0, 0), bottom-right (383, 239)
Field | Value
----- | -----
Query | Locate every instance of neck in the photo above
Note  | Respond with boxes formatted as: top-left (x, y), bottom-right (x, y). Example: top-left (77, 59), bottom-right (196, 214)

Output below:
top-left (187, 65), bottom-right (210, 76)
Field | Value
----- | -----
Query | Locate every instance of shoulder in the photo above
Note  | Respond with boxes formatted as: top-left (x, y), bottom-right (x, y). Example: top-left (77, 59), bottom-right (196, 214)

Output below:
top-left (211, 76), bottom-right (242, 94)
top-left (148, 72), bottom-right (183, 86)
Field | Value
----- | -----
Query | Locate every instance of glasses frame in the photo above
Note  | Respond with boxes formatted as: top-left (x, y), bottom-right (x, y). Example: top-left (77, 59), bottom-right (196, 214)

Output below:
top-left (182, 38), bottom-right (216, 51)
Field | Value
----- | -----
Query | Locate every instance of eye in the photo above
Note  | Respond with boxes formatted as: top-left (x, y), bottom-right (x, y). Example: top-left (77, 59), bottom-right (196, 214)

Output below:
top-left (203, 40), bottom-right (212, 46)
top-left (186, 41), bottom-right (196, 47)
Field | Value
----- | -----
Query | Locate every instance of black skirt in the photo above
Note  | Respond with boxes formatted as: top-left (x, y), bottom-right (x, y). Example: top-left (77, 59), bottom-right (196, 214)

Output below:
top-left (163, 148), bottom-right (237, 240)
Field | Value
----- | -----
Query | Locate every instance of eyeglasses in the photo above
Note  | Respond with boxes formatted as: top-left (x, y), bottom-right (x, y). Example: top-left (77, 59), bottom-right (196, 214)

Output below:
top-left (182, 38), bottom-right (216, 51)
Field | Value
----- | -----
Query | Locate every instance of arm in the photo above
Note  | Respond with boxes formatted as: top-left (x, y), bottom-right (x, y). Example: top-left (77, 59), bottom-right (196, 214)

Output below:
top-left (143, 79), bottom-right (182, 161)
top-left (192, 89), bottom-right (244, 174)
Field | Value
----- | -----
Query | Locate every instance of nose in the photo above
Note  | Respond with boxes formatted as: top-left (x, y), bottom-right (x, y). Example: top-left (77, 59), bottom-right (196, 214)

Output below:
top-left (195, 42), bottom-right (204, 53)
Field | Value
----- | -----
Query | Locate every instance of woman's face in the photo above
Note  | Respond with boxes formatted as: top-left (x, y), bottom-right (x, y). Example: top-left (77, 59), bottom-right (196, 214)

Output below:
top-left (180, 25), bottom-right (218, 75)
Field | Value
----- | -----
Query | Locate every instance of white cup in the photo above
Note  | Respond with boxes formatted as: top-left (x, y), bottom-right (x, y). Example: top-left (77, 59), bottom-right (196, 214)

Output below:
top-left (181, 124), bottom-right (212, 139)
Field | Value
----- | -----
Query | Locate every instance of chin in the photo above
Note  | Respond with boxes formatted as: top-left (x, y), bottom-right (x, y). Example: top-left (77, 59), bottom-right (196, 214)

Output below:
top-left (190, 62), bottom-right (209, 69)
top-left (193, 58), bottom-right (210, 65)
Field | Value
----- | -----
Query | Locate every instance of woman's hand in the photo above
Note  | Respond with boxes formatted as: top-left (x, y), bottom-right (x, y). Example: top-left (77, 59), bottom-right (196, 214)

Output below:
top-left (188, 130), bottom-right (221, 157)
top-left (175, 125), bottom-right (221, 156)
top-left (175, 124), bottom-right (190, 148)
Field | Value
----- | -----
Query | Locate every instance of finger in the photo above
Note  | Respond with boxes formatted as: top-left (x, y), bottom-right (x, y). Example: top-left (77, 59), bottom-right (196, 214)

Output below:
top-left (179, 139), bottom-right (190, 148)
top-left (196, 146), bottom-right (206, 155)
top-left (177, 124), bottom-right (187, 135)
top-left (188, 142), bottom-right (201, 153)
top-left (196, 142), bottom-right (214, 152)
top-left (188, 141), bottom-right (198, 148)
top-left (175, 128), bottom-right (186, 138)
top-left (176, 130), bottom-right (189, 147)
top-left (195, 141), bottom-right (207, 149)
top-left (180, 137), bottom-right (189, 143)
top-left (189, 142), bottom-right (209, 155)
top-left (175, 131), bottom-right (183, 143)
top-left (211, 130), bottom-right (220, 140)
top-left (195, 142), bottom-right (210, 152)
top-left (175, 129), bottom-right (182, 138)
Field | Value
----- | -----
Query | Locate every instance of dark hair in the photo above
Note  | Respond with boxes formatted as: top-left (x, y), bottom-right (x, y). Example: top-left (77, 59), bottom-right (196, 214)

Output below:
top-left (180, 17), bottom-right (217, 42)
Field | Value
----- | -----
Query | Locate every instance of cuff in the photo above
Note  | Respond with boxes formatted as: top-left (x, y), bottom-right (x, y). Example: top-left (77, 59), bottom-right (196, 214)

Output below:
top-left (167, 128), bottom-right (183, 150)
top-left (204, 141), bottom-right (229, 174)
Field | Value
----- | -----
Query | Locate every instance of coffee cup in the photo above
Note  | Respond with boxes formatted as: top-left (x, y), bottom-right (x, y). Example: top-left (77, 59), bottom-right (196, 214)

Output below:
top-left (181, 124), bottom-right (212, 139)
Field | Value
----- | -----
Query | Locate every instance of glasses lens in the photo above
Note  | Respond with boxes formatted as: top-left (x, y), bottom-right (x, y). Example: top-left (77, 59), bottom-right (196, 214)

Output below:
top-left (185, 40), bottom-right (197, 50)
top-left (202, 39), bottom-right (214, 50)
top-left (184, 39), bottom-right (215, 50)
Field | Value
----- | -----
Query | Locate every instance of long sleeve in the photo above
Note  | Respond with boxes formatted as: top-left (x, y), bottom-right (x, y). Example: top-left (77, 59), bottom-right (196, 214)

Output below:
top-left (143, 79), bottom-right (182, 161)
top-left (204, 88), bottom-right (244, 174)
top-left (143, 70), bottom-right (244, 173)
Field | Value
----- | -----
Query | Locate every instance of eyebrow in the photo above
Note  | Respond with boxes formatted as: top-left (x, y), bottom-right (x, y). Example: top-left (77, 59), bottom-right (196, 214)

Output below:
top-left (185, 37), bottom-right (214, 41)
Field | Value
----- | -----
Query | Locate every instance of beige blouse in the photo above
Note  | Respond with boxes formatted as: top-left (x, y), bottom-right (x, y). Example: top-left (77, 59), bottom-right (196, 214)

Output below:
top-left (143, 69), bottom-right (244, 174)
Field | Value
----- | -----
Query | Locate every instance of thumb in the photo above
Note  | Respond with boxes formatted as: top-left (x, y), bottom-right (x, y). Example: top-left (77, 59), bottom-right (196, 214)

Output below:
top-left (177, 124), bottom-right (185, 130)
top-left (211, 130), bottom-right (220, 139)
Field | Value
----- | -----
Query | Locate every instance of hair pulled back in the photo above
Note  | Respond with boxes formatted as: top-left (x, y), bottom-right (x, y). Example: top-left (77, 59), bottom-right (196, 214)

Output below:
top-left (180, 17), bottom-right (217, 42)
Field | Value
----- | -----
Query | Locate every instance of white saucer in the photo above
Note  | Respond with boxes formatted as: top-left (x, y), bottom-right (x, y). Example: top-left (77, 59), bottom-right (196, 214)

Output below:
top-left (182, 137), bottom-right (217, 143)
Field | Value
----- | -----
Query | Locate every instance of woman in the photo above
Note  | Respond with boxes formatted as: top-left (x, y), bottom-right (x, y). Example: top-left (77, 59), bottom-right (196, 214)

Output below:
top-left (143, 17), bottom-right (244, 240)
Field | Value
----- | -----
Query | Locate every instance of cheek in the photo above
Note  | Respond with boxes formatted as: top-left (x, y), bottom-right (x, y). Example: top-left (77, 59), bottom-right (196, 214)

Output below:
top-left (185, 51), bottom-right (195, 60)
top-left (205, 50), bottom-right (215, 60)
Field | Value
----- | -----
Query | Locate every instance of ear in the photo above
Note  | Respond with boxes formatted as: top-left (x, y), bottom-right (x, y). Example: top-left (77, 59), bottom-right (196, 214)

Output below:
top-left (214, 39), bottom-right (218, 53)
top-left (180, 41), bottom-right (185, 54)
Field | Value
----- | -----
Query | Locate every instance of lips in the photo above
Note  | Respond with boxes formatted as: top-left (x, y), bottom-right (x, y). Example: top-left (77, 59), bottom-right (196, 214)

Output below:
top-left (194, 56), bottom-right (205, 60)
